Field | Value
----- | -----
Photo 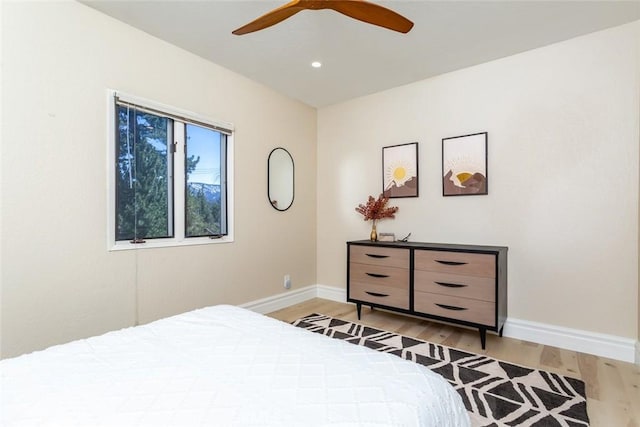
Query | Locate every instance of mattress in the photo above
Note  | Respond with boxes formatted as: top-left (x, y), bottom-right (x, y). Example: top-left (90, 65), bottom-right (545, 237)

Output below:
top-left (0, 305), bottom-right (469, 426)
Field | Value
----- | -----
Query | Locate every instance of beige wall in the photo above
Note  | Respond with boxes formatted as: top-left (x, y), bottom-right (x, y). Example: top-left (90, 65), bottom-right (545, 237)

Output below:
top-left (317, 21), bottom-right (640, 339)
top-left (0, 1), bottom-right (317, 358)
top-left (1, 1), bottom-right (639, 359)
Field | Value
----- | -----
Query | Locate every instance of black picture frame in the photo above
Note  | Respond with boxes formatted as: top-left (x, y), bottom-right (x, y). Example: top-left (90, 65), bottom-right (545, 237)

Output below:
top-left (382, 142), bottom-right (419, 198)
top-left (442, 132), bottom-right (488, 196)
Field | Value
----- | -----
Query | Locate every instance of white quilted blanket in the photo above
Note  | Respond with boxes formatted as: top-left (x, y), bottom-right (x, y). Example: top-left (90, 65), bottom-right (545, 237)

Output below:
top-left (0, 305), bottom-right (469, 426)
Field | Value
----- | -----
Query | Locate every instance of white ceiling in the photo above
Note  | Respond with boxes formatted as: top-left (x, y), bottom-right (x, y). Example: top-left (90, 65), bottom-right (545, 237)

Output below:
top-left (82, 1), bottom-right (640, 108)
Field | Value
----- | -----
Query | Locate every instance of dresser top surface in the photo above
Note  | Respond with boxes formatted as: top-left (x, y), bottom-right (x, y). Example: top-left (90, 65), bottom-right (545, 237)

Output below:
top-left (347, 240), bottom-right (508, 254)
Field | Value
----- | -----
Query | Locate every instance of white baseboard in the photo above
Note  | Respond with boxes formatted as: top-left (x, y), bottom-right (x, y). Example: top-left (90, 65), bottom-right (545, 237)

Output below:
top-left (239, 285), bottom-right (318, 314)
top-left (316, 284), bottom-right (347, 302)
top-left (242, 284), bottom-right (638, 363)
top-left (240, 284), bottom-right (347, 315)
top-left (504, 318), bottom-right (637, 363)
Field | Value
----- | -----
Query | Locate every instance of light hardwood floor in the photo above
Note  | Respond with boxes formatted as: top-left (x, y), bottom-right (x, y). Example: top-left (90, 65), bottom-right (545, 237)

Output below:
top-left (267, 298), bottom-right (640, 427)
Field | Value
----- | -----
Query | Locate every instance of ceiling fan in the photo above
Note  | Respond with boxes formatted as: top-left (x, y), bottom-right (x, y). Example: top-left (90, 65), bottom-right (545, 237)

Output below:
top-left (232, 0), bottom-right (414, 35)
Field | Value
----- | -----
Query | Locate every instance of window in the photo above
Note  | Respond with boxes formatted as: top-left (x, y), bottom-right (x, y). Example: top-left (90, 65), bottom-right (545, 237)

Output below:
top-left (184, 124), bottom-right (227, 238)
top-left (109, 92), bottom-right (233, 249)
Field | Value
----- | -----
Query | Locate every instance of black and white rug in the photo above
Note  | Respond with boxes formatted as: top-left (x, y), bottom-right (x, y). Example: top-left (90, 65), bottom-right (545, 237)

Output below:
top-left (293, 314), bottom-right (589, 427)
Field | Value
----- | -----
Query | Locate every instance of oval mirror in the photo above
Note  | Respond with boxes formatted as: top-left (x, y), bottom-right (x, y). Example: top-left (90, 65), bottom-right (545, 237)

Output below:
top-left (268, 147), bottom-right (294, 211)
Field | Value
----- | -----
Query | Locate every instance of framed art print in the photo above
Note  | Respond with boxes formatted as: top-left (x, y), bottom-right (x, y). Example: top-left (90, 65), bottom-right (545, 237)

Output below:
top-left (442, 132), bottom-right (488, 196)
top-left (382, 142), bottom-right (418, 198)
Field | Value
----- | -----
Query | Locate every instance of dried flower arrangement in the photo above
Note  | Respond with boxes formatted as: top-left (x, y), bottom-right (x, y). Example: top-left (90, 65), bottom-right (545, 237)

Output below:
top-left (355, 194), bottom-right (398, 241)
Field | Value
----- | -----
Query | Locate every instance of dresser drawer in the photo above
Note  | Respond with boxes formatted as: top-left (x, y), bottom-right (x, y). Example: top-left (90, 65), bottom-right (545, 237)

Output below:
top-left (350, 263), bottom-right (409, 289)
top-left (350, 281), bottom-right (409, 310)
top-left (414, 271), bottom-right (495, 302)
top-left (414, 292), bottom-right (495, 326)
top-left (414, 250), bottom-right (495, 278)
top-left (349, 245), bottom-right (409, 269)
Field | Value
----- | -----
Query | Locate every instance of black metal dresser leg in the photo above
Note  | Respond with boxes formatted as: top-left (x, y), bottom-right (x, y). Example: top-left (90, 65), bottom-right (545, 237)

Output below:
top-left (479, 328), bottom-right (487, 350)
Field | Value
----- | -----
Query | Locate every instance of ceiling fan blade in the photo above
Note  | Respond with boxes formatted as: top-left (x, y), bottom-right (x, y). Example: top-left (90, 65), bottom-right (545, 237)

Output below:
top-left (327, 0), bottom-right (413, 33)
top-left (232, 0), bottom-right (305, 35)
top-left (232, 0), bottom-right (413, 35)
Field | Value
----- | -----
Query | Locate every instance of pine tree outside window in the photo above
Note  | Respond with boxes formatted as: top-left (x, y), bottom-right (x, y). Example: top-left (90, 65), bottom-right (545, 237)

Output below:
top-left (108, 92), bottom-right (234, 250)
top-left (184, 124), bottom-right (227, 238)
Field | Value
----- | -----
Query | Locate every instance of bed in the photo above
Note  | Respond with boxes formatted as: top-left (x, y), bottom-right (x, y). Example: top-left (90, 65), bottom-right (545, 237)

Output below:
top-left (1, 305), bottom-right (469, 426)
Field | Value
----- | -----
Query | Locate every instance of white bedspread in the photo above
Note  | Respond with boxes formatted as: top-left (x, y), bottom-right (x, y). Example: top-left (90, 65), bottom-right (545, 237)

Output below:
top-left (1, 305), bottom-right (469, 426)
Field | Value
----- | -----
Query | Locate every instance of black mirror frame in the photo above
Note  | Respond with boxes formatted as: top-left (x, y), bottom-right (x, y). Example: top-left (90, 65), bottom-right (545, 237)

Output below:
top-left (268, 147), bottom-right (295, 211)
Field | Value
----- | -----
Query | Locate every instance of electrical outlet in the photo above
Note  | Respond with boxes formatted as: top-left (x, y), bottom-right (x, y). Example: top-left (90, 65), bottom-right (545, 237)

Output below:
top-left (284, 274), bottom-right (291, 289)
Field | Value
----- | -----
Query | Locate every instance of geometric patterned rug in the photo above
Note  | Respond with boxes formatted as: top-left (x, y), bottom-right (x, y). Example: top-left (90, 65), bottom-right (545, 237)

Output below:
top-left (293, 314), bottom-right (590, 427)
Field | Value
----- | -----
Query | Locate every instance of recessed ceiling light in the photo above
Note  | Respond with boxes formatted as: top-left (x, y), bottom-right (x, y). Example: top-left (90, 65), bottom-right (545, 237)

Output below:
top-left (311, 61), bottom-right (322, 68)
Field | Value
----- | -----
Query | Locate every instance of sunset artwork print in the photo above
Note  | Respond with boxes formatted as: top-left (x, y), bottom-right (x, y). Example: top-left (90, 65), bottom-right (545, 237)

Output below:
top-left (442, 132), bottom-right (488, 196)
top-left (382, 142), bottom-right (418, 198)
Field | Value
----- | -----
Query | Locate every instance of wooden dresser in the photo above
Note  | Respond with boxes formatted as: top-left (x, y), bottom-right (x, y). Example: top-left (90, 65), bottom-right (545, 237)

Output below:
top-left (347, 240), bottom-right (508, 349)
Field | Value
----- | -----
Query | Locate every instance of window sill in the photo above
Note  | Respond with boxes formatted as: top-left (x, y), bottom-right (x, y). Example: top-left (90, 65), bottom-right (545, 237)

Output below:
top-left (109, 235), bottom-right (234, 251)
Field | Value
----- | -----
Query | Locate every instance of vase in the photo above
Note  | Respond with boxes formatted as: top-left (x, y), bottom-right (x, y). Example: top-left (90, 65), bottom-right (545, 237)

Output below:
top-left (370, 221), bottom-right (378, 242)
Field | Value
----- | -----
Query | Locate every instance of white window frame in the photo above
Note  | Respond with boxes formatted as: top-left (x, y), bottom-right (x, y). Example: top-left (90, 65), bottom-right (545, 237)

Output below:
top-left (107, 90), bottom-right (234, 251)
